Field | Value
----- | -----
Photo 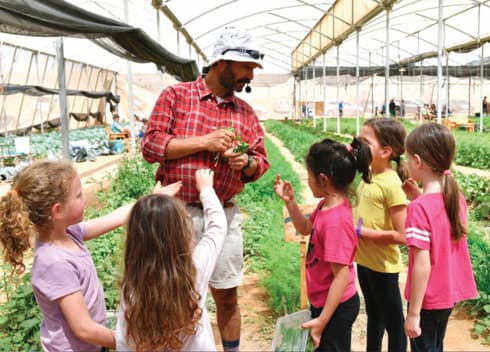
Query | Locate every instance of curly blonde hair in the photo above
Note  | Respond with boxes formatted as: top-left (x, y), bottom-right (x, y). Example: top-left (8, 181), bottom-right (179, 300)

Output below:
top-left (0, 160), bottom-right (76, 275)
top-left (122, 194), bottom-right (202, 351)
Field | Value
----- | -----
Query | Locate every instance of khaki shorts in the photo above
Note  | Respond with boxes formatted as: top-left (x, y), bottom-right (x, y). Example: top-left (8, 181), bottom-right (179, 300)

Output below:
top-left (187, 203), bottom-right (243, 289)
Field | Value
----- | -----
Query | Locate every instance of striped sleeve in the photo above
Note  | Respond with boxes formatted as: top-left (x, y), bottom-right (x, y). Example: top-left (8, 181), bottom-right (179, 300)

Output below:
top-left (406, 201), bottom-right (431, 250)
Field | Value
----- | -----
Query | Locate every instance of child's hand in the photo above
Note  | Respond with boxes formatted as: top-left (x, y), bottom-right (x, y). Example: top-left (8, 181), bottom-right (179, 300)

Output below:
top-left (402, 178), bottom-right (421, 201)
top-left (196, 169), bottom-right (214, 192)
top-left (273, 175), bottom-right (295, 204)
top-left (153, 181), bottom-right (182, 196)
top-left (302, 318), bottom-right (324, 349)
top-left (404, 314), bottom-right (422, 338)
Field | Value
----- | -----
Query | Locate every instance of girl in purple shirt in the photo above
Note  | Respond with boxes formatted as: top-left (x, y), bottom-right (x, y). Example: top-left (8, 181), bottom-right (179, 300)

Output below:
top-left (274, 137), bottom-right (371, 351)
top-left (0, 160), bottom-right (181, 351)
top-left (403, 123), bottom-right (478, 352)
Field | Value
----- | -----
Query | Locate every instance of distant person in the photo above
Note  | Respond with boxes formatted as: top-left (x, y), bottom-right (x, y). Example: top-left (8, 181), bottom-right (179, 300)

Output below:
top-left (389, 99), bottom-right (396, 118)
top-left (302, 104), bottom-right (308, 119)
top-left (402, 123), bottom-right (478, 352)
top-left (339, 100), bottom-right (344, 117)
top-left (116, 169), bottom-right (227, 351)
top-left (400, 99), bottom-right (406, 118)
top-left (483, 96), bottom-right (487, 116)
top-left (111, 114), bottom-right (131, 138)
top-left (274, 137), bottom-right (372, 351)
top-left (354, 118), bottom-right (409, 352)
top-left (137, 118), bottom-right (148, 138)
top-left (0, 160), bottom-right (181, 351)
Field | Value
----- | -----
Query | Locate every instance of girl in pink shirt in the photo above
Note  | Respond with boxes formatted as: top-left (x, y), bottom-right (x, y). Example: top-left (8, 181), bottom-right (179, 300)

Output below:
top-left (403, 123), bottom-right (478, 352)
top-left (274, 137), bottom-right (372, 351)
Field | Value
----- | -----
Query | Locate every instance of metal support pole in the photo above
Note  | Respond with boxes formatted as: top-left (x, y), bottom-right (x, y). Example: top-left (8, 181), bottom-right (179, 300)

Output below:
top-left (312, 59), bottom-right (316, 128)
top-left (55, 38), bottom-right (70, 160)
top-left (336, 45), bottom-right (340, 134)
top-left (355, 29), bottom-right (360, 135)
top-left (478, 4), bottom-right (484, 132)
top-left (323, 52), bottom-right (327, 132)
top-left (446, 54), bottom-right (449, 120)
top-left (385, 7), bottom-right (391, 118)
top-left (436, 0), bottom-right (443, 123)
top-left (124, 0), bottom-right (136, 152)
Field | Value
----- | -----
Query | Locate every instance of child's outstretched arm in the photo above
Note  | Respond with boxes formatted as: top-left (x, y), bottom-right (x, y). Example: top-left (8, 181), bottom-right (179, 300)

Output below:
top-left (195, 169), bottom-right (227, 248)
top-left (84, 181), bottom-right (182, 241)
top-left (57, 291), bottom-right (115, 348)
top-left (193, 169), bottom-right (228, 289)
top-left (273, 175), bottom-right (312, 235)
top-left (405, 247), bottom-right (430, 338)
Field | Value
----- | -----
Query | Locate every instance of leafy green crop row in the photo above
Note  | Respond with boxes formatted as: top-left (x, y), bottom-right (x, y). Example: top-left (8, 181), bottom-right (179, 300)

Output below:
top-left (238, 138), bottom-right (304, 314)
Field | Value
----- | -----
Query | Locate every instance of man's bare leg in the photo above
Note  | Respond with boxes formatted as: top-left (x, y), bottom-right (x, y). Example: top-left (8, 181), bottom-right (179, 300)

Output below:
top-left (211, 287), bottom-right (241, 352)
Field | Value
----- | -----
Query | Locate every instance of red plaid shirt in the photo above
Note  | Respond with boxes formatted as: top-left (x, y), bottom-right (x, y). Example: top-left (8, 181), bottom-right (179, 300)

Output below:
top-left (142, 76), bottom-right (269, 203)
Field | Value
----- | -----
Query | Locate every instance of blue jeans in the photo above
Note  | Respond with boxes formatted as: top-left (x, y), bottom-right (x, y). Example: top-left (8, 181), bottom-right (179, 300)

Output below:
top-left (357, 264), bottom-right (407, 352)
top-left (409, 307), bottom-right (452, 352)
top-left (310, 293), bottom-right (360, 352)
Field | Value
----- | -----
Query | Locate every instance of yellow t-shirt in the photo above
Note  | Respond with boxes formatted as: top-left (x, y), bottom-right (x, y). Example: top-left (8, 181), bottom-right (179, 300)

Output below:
top-left (354, 170), bottom-right (407, 273)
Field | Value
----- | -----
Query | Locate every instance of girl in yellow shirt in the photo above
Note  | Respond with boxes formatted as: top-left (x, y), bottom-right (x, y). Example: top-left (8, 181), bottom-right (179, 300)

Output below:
top-left (355, 118), bottom-right (409, 352)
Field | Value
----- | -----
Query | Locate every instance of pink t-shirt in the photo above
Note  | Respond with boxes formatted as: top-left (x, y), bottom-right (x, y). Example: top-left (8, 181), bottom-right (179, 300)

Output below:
top-left (32, 223), bottom-right (106, 352)
top-left (306, 198), bottom-right (358, 308)
top-left (404, 193), bottom-right (478, 310)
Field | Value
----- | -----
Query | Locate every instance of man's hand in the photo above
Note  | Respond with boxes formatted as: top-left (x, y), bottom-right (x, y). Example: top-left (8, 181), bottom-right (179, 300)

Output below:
top-left (223, 148), bottom-right (249, 170)
top-left (204, 128), bottom-right (236, 152)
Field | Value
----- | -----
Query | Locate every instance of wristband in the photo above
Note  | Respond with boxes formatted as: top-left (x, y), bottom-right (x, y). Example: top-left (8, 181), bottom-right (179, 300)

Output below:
top-left (356, 218), bottom-right (363, 238)
top-left (243, 154), bottom-right (253, 170)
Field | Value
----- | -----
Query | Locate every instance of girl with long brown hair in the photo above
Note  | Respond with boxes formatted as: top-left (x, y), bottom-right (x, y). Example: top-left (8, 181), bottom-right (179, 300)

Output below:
top-left (0, 160), bottom-right (180, 351)
top-left (403, 123), bottom-right (477, 351)
top-left (116, 169), bottom-right (227, 351)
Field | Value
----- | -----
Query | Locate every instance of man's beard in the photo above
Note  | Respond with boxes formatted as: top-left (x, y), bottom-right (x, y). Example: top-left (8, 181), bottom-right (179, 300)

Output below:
top-left (219, 63), bottom-right (249, 93)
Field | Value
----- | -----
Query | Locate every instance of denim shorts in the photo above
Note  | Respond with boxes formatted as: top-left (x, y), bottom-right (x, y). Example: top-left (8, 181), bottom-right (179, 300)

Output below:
top-left (187, 203), bottom-right (243, 289)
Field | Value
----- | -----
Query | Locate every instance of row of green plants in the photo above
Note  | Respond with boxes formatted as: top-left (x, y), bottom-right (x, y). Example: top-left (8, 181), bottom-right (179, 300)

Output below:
top-left (268, 119), bottom-right (490, 222)
top-left (0, 126), bottom-right (109, 159)
top-left (264, 119), bottom-right (490, 344)
top-left (238, 138), bottom-right (304, 314)
top-left (0, 156), bottom-right (157, 350)
top-left (300, 117), bottom-right (490, 170)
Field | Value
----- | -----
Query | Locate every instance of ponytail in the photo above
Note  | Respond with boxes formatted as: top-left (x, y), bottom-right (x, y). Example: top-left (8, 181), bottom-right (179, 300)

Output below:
top-left (0, 160), bottom-right (77, 276)
top-left (442, 171), bottom-right (465, 240)
top-left (406, 123), bottom-right (465, 240)
top-left (350, 137), bottom-right (372, 184)
top-left (393, 155), bottom-right (410, 182)
top-left (0, 190), bottom-right (35, 275)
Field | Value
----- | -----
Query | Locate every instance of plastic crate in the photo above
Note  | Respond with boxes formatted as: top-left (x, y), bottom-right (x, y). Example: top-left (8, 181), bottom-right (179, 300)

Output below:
top-left (271, 309), bottom-right (311, 352)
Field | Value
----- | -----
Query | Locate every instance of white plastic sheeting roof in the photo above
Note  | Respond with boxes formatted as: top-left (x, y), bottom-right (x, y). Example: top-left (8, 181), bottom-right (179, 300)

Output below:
top-left (0, 0), bottom-right (488, 75)
top-left (314, 0), bottom-right (490, 71)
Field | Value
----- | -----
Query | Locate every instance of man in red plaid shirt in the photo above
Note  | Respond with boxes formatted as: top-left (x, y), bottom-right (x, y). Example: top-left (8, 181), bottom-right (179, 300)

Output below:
top-left (142, 27), bottom-right (269, 351)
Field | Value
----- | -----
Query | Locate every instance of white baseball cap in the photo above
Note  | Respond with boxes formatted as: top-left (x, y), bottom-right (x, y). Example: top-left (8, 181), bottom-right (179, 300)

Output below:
top-left (208, 27), bottom-right (264, 68)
